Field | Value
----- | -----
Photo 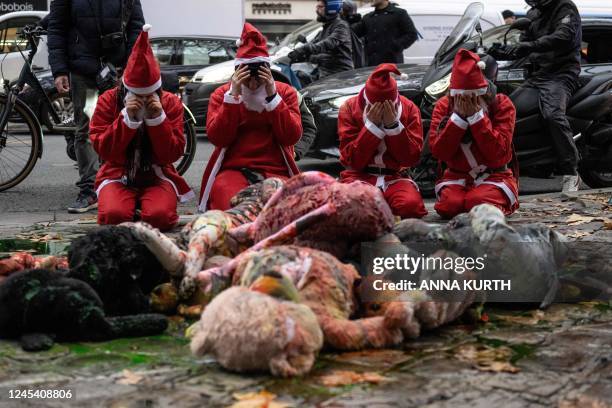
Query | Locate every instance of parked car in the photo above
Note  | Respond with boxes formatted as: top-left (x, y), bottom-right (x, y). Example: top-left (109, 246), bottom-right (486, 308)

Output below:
top-left (301, 16), bottom-right (612, 159)
top-left (0, 11), bottom-right (48, 83)
top-left (19, 34), bottom-right (237, 132)
top-left (183, 1), bottom-right (506, 133)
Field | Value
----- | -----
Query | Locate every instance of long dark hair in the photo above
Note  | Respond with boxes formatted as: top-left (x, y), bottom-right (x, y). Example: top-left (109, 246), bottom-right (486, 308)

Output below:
top-left (115, 84), bottom-right (163, 185)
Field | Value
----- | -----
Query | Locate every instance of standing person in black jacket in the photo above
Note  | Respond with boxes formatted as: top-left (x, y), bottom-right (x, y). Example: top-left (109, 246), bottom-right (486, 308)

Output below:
top-left (351, 0), bottom-right (418, 67)
top-left (47, 0), bottom-right (145, 213)
top-left (288, 0), bottom-right (353, 79)
top-left (506, 0), bottom-right (582, 192)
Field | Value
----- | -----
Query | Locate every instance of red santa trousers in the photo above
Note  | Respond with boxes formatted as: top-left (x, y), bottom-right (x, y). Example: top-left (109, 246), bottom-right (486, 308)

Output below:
top-left (98, 180), bottom-right (178, 231)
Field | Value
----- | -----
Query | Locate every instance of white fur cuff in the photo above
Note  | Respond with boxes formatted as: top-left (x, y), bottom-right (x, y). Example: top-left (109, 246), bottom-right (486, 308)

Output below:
top-left (467, 109), bottom-right (485, 126)
top-left (365, 118), bottom-right (386, 139)
top-left (384, 122), bottom-right (405, 136)
top-left (450, 113), bottom-right (468, 130)
top-left (224, 90), bottom-right (242, 104)
top-left (264, 93), bottom-right (282, 112)
top-left (144, 110), bottom-right (167, 127)
top-left (121, 107), bottom-right (143, 129)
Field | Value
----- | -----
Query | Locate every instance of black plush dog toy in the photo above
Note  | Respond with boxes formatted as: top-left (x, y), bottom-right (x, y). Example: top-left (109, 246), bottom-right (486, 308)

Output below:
top-left (0, 269), bottom-right (168, 351)
top-left (67, 226), bottom-right (168, 316)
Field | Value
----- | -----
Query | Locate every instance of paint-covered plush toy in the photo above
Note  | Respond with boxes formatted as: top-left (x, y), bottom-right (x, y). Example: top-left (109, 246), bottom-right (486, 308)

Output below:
top-left (190, 273), bottom-right (323, 377)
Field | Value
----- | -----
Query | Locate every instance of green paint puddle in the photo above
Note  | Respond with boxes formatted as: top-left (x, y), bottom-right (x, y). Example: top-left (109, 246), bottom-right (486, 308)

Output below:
top-left (0, 239), bottom-right (71, 256)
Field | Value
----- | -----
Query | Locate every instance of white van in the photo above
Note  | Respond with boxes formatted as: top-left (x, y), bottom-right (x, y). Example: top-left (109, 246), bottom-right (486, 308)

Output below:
top-left (0, 11), bottom-right (48, 83)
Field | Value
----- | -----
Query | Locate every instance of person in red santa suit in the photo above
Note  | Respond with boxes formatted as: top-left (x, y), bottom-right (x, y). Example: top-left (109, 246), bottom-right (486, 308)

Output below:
top-left (429, 49), bottom-right (518, 219)
top-left (198, 23), bottom-right (302, 212)
top-left (338, 63), bottom-right (427, 219)
top-left (90, 24), bottom-right (194, 231)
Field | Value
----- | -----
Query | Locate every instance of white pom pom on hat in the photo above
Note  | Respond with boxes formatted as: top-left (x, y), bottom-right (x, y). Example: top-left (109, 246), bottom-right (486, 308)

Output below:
top-left (143, 24), bottom-right (152, 32)
top-left (236, 39), bottom-right (243, 47)
top-left (477, 60), bottom-right (486, 70)
top-left (399, 73), bottom-right (409, 80)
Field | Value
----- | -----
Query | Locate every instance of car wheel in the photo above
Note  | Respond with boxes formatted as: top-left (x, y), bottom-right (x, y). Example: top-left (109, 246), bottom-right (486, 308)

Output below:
top-left (579, 167), bottom-right (612, 188)
top-left (42, 92), bottom-right (74, 132)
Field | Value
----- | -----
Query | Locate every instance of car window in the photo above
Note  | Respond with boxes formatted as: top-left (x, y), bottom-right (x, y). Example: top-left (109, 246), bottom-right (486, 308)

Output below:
top-left (0, 16), bottom-right (41, 53)
top-left (181, 39), bottom-right (233, 66)
top-left (151, 39), bottom-right (175, 66)
top-left (581, 29), bottom-right (612, 64)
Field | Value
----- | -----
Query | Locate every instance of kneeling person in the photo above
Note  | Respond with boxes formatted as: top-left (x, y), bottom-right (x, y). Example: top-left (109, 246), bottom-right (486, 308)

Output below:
top-left (90, 25), bottom-right (194, 231)
top-left (429, 49), bottom-right (518, 219)
top-left (198, 23), bottom-right (302, 212)
top-left (338, 63), bottom-right (426, 219)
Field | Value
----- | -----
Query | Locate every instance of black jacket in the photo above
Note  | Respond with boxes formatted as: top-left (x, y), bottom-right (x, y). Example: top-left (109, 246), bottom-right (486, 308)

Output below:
top-left (306, 16), bottom-right (354, 78)
top-left (521, 0), bottom-right (582, 77)
top-left (48, 0), bottom-right (145, 78)
top-left (352, 3), bottom-right (418, 67)
top-left (294, 93), bottom-right (317, 161)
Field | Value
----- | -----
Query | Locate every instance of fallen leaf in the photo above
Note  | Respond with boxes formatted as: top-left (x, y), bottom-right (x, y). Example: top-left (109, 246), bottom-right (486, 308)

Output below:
top-left (478, 361), bottom-right (520, 373)
top-left (455, 344), bottom-right (520, 374)
top-left (116, 369), bottom-right (144, 385)
top-left (497, 310), bottom-right (545, 326)
top-left (230, 391), bottom-right (290, 408)
top-left (566, 214), bottom-right (595, 225)
top-left (603, 219), bottom-right (612, 230)
top-left (317, 370), bottom-right (391, 387)
top-left (566, 231), bottom-right (591, 239)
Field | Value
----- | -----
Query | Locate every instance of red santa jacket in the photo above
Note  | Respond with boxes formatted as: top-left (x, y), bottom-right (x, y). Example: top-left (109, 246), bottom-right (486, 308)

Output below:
top-left (428, 93), bottom-right (519, 207)
top-left (198, 81), bottom-right (302, 211)
top-left (338, 90), bottom-right (423, 187)
top-left (90, 88), bottom-right (194, 202)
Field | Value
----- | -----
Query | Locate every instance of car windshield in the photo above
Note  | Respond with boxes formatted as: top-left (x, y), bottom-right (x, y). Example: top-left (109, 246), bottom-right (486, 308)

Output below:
top-left (269, 20), bottom-right (321, 54)
top-left (436, 2), bottom-right (484, 59)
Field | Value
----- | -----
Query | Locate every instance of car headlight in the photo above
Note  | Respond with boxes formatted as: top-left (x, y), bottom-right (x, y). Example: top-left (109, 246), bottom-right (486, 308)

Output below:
top-left (329, 95), bottom-right (354, 109)
top-left (425, 73), bottom-right (451, 99)
top-left (192, 64), bottom-right (235, 84)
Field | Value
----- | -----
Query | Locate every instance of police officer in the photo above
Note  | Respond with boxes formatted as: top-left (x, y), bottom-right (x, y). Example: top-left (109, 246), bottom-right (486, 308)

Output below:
top-left (507, 0), bottom-right (582, 192)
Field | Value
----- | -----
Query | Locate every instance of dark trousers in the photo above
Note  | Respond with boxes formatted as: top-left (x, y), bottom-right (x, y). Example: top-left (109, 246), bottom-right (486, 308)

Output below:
top-left (70, 73), bottom-right (99, 196)
top-left (510, 72), bottom-right (580, 175)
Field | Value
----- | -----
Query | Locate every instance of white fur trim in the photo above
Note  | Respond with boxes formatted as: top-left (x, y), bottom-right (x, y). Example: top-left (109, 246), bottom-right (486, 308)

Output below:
top-left (144, 110), bottom-right (166, 127)
top-left (121, 107), bottom-right (143, 129)
top-left (95, 177), bottom-right (126, 197)
top-left (450, 113), bottom-right (468, 129)
top-left (477, 60), bottom-right (486, 70)
top-left (364, 118), bottom-right (386, 139)
top-left (223, 89), bottom-right (242, 104)
top-left (153, 165), bottom-right (194, 203)
top-left (450, 87), bottom-right (487, 96)
top-left (475, 179), bottom-right (517, 206)
top-left (143, 24), bottom-right (152, 32)
top-left (123, 77), bottom-right (162, 95)
top-left (234, 56), bottom-right (271, 66)
top-left (467, 109), bottom-right (485, 126)
top-left (198, 148), bottom-right (226, 212)
top-left (264, 93), bottom-right (282, 112)
top-left (384, 121), bottom-right (405, 136)
top-left (435, 179), bottom-right (466, 199)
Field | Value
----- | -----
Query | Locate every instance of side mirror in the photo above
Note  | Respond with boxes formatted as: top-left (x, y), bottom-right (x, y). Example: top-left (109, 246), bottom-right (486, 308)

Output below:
top-left (297, 34), bottom-right (307, 44)
top-left (510, 17), bottom-right (531, 31)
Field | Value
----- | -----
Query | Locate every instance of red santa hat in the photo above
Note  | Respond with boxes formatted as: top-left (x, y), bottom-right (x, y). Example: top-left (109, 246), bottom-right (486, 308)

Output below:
top-left (449, 48), bottom-right (488, 96)
top-left (234, 23), bottom-right (271, 66)
top-left (122, 24), bottom-right (162, 95)
top-left (364, 63), bottom-right (407, 104)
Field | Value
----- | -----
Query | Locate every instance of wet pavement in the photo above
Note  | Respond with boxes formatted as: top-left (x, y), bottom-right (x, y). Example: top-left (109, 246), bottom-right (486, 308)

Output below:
top-left (0, 189), bottom-right (611, 407)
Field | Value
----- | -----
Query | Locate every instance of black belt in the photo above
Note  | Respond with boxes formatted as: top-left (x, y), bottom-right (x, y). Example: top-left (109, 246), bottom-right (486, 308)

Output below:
top-left (364, 166), bottom-right (398, 176)
top-left (449, 165), bottom-right (508, 174)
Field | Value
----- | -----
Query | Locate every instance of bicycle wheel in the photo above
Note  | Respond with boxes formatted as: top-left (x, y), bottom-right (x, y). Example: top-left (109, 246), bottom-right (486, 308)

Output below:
top-left (0, 95), bottom-right (42, 192)
top-left (175, 113), bottom-right (197, 175)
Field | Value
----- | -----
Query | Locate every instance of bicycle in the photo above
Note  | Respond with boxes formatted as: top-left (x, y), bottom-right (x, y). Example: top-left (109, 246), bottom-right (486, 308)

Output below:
top-left (0, 25), bottom-right (197, 192)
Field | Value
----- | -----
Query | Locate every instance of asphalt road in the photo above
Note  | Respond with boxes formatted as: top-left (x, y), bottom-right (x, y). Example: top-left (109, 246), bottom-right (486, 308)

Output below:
top-left (0, 134), bottom-right (564, 216)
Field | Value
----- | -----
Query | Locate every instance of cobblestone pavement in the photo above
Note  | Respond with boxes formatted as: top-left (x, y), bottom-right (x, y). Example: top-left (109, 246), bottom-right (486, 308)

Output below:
top-left (0, 189), bottom-right (611, 408)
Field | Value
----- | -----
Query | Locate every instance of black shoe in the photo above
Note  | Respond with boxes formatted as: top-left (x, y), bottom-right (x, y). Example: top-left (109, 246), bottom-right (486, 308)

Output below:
top-left (68, 194), bottom-right (98, 214)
